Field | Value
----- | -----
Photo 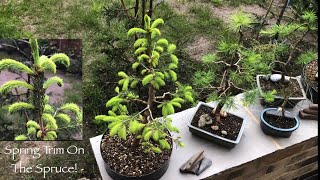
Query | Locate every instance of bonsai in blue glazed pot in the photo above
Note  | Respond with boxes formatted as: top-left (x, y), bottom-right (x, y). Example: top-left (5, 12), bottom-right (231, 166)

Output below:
top-left (260, 108), bottom-right (300, 137)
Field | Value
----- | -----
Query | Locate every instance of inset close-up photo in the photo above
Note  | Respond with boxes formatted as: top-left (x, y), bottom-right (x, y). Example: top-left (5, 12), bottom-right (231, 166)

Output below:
top-left (0, 39), bottom-right (82, 141)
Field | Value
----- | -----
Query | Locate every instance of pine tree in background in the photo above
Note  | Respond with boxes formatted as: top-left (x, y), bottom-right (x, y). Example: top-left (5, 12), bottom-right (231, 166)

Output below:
top-left (95, 15), bottom-right (194, 153)
top-left (0, 39), bottom-right (82, 140)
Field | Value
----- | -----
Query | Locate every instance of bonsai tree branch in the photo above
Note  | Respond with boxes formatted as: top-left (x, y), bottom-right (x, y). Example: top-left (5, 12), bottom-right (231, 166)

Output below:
top-left (219, 70), bottom-right (228, 90)
top-left (230, 81), bottom-right (246, 91)
top-left (234, 52), bottom-right (243, 66)
top-left (214, 61), bottom-right (231, 66)
top-left (269, 60), bottom-right (286, 74)
top-left (286, 29), bottom-right (309, 65)
top-left (155, 92), bottom-right (172, 99)
top-left (1, 43), bottom-right (29, 59)
top-left (274, 0), bottom-right (290, 41)
top-left (128, 98), bottom-right (148, 105)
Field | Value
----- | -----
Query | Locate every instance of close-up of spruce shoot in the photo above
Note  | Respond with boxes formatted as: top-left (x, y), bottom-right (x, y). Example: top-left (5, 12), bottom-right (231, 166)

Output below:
top-left (0, 39), bottom-right (82, 140)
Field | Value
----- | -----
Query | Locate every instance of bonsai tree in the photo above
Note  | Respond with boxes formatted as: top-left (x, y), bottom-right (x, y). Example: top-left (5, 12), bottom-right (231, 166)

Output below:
top-left (192, 11), bottom-right (262, 127)
top-left (255, 10), bottom-right (317, 106)
top-left (259, 10), bottom-right (317, 73)
top-left (95, 15), bottom-right (194, 153)
top-left (0, 39), bottom-right (82, 140)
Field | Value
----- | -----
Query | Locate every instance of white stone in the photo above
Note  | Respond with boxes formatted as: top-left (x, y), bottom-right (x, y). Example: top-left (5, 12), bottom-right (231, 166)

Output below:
top-left (316, 72), bottom-right (318, 79)
top-left (211, 125), bottom-right (219, 131)
top-left (221, 130), bottom-right (228, 135)
top-left (220, 111), bottom-right (227, 118)
top-left (270, 74), bottom-right (290, 82)
top-left (198, 114), bottom-right (212, 127)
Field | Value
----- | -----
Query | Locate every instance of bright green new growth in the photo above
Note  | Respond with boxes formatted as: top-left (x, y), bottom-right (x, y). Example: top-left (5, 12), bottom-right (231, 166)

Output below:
top-left (95, 15), bottom-right (192, 153)
top-left (9, 102), bottom-right (35, 113)
top-left (0, 59), bottom-right (34, 74)
top-left (43, 76), bottom-right (63, 89)
top-left (0, 80), bottom-right (34, 95)
top-left (0, 39), bottom-right (82, 141)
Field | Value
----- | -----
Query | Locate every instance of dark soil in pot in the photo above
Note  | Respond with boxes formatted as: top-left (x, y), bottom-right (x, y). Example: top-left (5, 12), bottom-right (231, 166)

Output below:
top-left (190, 105), bottom-right (242, 141)
top-left (100, 133), bottom-right (172, 178)
top-left (259, 76), bottom-right (303, 98)
top-left (262, 113), bottom-right (296, 129)
top-left (302, 60), bottom-right (318, 103)
top-left (304, 60), bottom-right (318, 92)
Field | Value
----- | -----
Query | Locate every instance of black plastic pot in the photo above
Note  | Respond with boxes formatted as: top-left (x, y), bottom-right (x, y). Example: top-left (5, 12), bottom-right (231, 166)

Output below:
top-left (256, 75), bottom-right (307, 108)
top-left (187, 102), bottom-right (246, 148)
top-left (100, 130), bottom-right (172, 180)
top-left (301, 61), bottom-right (318, 104)
top-left (260, 108), bottom-right (300, 138)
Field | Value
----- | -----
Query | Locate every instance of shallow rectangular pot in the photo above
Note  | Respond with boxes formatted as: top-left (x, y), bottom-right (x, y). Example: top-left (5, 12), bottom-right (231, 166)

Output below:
top-left (187, 102), bottom-right (246, 148)
top-left (256, 75), bottom-right (307, 108)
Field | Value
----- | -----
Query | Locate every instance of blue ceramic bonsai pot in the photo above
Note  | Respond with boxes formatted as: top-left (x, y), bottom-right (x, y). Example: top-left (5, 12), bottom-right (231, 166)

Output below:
top-left (260, 108), bottom-right (300, 138)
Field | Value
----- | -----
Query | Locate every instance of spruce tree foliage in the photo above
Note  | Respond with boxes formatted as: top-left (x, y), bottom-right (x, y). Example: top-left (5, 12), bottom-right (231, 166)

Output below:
top-left (193, 11), bottom-right (263, 125)
top-left (0, 39), bottom-right (82, 140)
top-left (95, 15), bottom-right (194, 153)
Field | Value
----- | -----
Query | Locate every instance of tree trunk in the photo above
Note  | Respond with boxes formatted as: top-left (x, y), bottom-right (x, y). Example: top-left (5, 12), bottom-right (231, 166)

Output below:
top-left (135, 0), bottom-right (139, 18)
top-left (274, 0), bottom-right (290, 41)
top-left (257, 0), bottom-right (275, 39)
top-left (120, 0), bottom-right (130, 18)
top-left (148, 0), bottom-right (153, 18)
top-left (214, 102), bottom-right (223, 125)
top-left (31, 72), bottom-right (45, 134)
top-left (142, 0), bottom-right (146, 28)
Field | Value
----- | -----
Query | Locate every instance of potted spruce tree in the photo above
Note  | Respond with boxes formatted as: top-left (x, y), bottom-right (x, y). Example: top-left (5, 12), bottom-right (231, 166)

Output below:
top-left (256, 10), bottom-right (317, 108)
top-left (189, 11), bottom-right (260, 148)
top-left (95, 15), bottom-right (193, 180)
top-left (0, 39), bottom-right (82, 140)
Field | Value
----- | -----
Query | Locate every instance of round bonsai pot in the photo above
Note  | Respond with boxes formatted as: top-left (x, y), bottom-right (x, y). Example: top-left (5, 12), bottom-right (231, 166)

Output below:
top-left (100, 130), bottom-right (172, 180)
top-left (260, 108), bottom-right (300, 138)
top-left (301, 60), bottom-right (318, 104)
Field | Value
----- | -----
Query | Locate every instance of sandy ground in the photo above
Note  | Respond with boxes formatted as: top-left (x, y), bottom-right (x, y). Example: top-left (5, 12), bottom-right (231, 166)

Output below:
top-left (0, 70), bottom-right (79, 104)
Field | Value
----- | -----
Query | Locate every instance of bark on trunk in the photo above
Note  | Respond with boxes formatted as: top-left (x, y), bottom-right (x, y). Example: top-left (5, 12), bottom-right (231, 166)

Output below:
top-left (148, 0), bottom-right (153, 18)
top-left (142, 0), bottom-right (146, 28)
